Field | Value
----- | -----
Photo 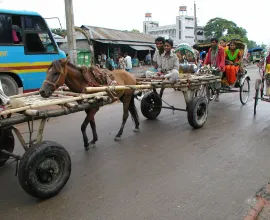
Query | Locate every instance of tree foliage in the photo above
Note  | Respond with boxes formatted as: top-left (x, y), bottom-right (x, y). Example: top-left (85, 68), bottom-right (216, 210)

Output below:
top-left (131, 29), bottom-right (140, 33)
top-left (51, 28), bottom-right (67, 37)
top-left (204, 17), bottom-right (247, 40)
top-left (204, 17), bottom-right (260, 49)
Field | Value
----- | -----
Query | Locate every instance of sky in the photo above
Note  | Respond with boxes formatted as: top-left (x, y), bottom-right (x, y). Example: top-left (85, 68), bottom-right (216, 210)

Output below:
top-left (1, 0), bottom-right (269, 44)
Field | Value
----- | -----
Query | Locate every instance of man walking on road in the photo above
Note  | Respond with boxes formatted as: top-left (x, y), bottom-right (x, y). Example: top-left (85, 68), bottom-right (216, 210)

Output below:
top-left (124, 53), bottom-right (132, 72)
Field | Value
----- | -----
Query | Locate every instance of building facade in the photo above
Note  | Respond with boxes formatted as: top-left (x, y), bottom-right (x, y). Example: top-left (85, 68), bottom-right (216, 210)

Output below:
top-left (143, 6), bottom-right (205, 46)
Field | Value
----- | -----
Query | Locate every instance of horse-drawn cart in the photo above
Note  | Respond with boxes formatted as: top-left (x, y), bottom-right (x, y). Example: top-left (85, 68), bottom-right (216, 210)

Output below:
top-left (0, 88), bottom-right (111, 199)
top-left (0, 58), bottom-right (221, 199)
top-left (135, 74), bottom-right (220, 128)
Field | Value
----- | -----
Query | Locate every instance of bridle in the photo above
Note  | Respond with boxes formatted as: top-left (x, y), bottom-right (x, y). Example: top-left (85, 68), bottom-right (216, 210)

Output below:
top-left (44, 62), bottom-right (68, 90)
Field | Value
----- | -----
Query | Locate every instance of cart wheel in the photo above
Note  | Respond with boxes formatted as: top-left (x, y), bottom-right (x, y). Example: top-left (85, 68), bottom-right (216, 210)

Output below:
top-left (187, 96), bottom-right (208, 129)
top-left (240, 77), bottom-right (250, 105)
top-left (0, 128), bottom-right (15, 167)
top-left (141, 92), bottom-right (162, 119)
top-left (18, 141), bottom-right (71, 199)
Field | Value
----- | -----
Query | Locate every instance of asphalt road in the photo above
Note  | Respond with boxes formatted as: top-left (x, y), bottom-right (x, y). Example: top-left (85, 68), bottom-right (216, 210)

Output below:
top-left (1, 65), bottom-right (270, 220)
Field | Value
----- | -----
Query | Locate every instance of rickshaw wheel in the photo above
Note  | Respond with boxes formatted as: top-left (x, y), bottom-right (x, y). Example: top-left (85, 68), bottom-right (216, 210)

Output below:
top-left (195, 85), bottom-right (216, 102)
top-left (254, 89), bottom-right (259, 115)
top-left (0, 128), bottom-right (15, 167)
top-left (240, 78), bottom-right (250, 105)
top-left (254, 79), bottom-right (261, 115)
top-left (261, 78), bottom-right (265, 98)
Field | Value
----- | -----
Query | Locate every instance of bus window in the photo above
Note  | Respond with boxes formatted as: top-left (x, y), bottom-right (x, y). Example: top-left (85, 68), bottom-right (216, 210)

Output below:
top-left (23, 16), bottom-right (47, 32)
top-left (23, 16), bottom-right (58, 54)
top-left (0, 14), bottom-right (13, 44)
top-left (11, 15), bottom-right (23, 44)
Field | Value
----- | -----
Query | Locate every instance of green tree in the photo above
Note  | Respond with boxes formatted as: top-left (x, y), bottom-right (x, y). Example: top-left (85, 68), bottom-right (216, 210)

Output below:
top-left (51, 28), bottom-right (67, 37)
top-left (246, 40), bottom-right (258, 49)
top-left (260, 43), bottom-right (267, 49)
top-left (131, 29), bottom-right (140, 33)
top-left (204, 17), bottom-right (247, 40)
top-left (220, 34), bottom-right (248, 43)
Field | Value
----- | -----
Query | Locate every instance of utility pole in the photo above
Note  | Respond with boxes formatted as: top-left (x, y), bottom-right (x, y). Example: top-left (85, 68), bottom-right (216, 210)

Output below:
top-left (194, 1), bottom-right (198, 44)
top-left (64, 0), bottom-right (77, 65)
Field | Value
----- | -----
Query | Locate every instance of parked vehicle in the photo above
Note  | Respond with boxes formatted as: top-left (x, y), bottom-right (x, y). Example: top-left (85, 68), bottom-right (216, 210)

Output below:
top-left (0, 9), bottom-right (66, 96)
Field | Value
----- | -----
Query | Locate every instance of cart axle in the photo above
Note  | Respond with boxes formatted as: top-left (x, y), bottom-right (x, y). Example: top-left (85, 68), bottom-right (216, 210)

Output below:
top-left (160, 106), bottom-right (187, 112)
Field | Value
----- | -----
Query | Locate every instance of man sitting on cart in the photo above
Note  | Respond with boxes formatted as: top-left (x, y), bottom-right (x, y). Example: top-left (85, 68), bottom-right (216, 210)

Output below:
top-left (145, 37), bottom-right (165, 77)
top-left (204, 38), bottom-right (225, 102)
top-left (144, 38), bottom-right (179, 83)
top-left (158, 39), bottom-right (179, 83)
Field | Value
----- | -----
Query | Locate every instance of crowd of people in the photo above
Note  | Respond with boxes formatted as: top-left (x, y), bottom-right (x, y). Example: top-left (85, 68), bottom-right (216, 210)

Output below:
top-left (96, 52), bottom-right (132, 72)
top-left (95, 37), bottom-right (270, 103)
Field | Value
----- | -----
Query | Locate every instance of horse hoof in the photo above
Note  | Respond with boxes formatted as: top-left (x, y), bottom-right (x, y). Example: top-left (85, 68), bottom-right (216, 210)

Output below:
top-left (84, 144), bottom-right (90, 151)
top-left (134, 128), bottom-right (140, 132)
top-left (89, 143), bottom-right (96, 148)
top-left (114, 136), bottom-right (121, 141)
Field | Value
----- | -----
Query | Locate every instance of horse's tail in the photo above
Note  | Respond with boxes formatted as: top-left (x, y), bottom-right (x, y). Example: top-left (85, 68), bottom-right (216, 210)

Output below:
top-left (129, 93), bottom-right (139, 123)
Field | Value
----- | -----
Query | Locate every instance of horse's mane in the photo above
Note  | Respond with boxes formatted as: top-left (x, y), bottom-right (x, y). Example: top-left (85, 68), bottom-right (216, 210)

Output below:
top-left (50, 59), bottom-right (82, 73)
top-left (50, 59), bottom-right (117, 86)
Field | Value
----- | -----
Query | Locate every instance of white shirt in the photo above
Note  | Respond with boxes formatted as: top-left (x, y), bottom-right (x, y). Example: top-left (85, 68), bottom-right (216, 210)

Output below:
top-left (124, 56), bottom-right (132, 69)
top-left (160, 51), bottom-right (179, 72)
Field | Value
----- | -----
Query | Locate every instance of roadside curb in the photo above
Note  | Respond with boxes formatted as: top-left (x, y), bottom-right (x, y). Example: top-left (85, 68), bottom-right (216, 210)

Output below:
top-left (244, 196), bottom-right (267, 220)
top-left (244, 184), bottom-right (270, 219)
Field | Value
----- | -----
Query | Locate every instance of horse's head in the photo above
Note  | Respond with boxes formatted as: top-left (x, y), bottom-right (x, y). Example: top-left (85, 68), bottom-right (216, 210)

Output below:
top-left (40, 57), bottom-right (69, 98)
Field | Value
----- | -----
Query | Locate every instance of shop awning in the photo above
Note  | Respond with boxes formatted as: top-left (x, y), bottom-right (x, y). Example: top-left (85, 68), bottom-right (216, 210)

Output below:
top-left (94, 39), bottom-right (155, 47)
top-left (129, 45), bottom-right (154, 51)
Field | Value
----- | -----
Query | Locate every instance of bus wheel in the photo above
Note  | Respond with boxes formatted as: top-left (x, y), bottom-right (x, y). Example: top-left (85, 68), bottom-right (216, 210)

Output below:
top-left (0, 74), bottom-right (18, 96)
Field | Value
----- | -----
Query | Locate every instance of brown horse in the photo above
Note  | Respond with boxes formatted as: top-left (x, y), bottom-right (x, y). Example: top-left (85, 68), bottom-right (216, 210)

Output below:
top-left (39, 58), bottom-right (140, 150)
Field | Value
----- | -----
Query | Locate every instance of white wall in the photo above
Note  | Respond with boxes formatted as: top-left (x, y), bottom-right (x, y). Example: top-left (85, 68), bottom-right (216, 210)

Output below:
top-left (145, 13), bottom-right (205, 46)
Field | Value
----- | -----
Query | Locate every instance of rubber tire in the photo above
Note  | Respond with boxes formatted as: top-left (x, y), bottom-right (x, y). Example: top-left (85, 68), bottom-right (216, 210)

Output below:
top-left (0, 128), bottom-right (15, 167)
top-left (141, 92), bottom-right (162, 120)
top-left (0, 74), bottom-right (18, 96)
top-left (187, 96), bottom-right (208, 129)
top-left (254, 89), bottom-right (259, 115)
top-left (18, 141), bottom-right (71, 199)
top-left (261, 78), bottom-right (265, 98)
top-left (240, 78), bottom-right (250, 105)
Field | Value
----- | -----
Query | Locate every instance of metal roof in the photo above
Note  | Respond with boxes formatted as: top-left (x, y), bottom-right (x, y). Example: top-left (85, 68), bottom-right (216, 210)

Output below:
top-left (52, 33), bottom-right (67, 43)
top-left (94, 39), bottom-right (155, 47)
top-left (129, 45), bottom-right (154, 51)
top-left (80, 25), bottom-right (155, 44)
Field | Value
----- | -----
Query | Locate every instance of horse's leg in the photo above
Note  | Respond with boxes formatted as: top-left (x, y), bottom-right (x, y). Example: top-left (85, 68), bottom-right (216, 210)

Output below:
top-left (114, 94), bottom-right (132, 141)
top-left (81, 108), bottom-right (99, 151)
top-left (128, 94), bottom-right (140, 132)
top-left (160, 88), bottom-right (165, 98)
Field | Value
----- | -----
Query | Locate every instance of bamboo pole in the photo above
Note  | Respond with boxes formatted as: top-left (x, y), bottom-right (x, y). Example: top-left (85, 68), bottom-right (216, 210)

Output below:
top-left (0, 92), bottom-right (108, 116)
top-left (84, 79), bottom-right (221, 93)
top-left (85, 85), bottom-right (152, 93)
top-left (0, 100), bottom-right (111, 128)
top-left (10, 91), bottom-right (40, 99)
